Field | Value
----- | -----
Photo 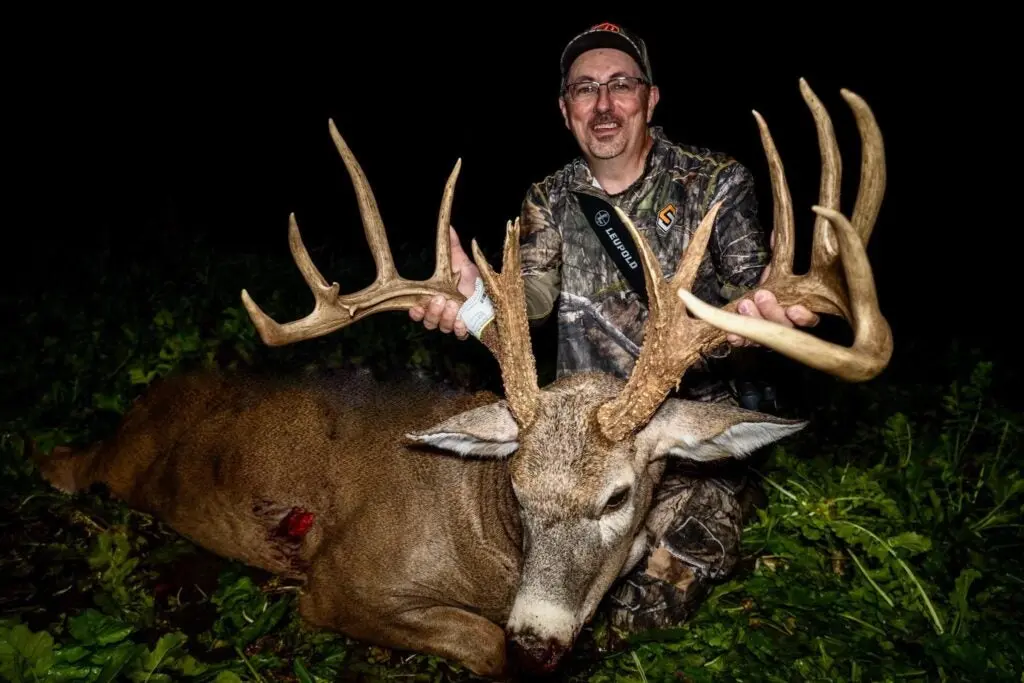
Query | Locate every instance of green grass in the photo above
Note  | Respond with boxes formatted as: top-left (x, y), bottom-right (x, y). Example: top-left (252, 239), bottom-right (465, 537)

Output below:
top-left (2, 236), bottom-right (1020, 682)
top-left (577, 359), bottom-right (1023, 682)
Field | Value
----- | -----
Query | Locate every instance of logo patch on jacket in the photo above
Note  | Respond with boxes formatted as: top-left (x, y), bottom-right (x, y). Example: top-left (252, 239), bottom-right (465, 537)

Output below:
top-left (657, 203), bottom-right (677, 233)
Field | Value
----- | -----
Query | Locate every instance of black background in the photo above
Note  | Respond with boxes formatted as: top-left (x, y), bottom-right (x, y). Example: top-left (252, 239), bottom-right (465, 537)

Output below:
top-left (7, 11), bottom-right (1016, 380)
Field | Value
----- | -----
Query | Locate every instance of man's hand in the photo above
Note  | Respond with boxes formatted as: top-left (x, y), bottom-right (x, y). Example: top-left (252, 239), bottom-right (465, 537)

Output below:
top-left (409, 226), bottom-right (479, 340)
top-left (727, 288), bottom-right (819, 347)
top-left (727, 232), bottom-right (819, 347)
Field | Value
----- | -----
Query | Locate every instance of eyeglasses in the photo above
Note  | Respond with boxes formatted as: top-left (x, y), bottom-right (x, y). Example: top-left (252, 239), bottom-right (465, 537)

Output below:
top-left (563, 76), bottom-right (648, 102)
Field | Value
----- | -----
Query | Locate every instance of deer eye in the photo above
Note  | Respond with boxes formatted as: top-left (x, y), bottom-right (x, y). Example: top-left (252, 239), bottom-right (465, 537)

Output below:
top-left (602, 487), bottom-right (630, 514)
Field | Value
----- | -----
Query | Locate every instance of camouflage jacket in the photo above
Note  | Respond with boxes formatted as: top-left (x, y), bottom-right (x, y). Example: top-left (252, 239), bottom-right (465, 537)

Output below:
top-left (518, 125), bottom-right (770, 402)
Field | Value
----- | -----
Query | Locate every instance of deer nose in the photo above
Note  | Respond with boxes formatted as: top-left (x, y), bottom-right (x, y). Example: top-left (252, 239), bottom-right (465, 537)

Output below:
top-left (506, 631), bottom-right (566, 676)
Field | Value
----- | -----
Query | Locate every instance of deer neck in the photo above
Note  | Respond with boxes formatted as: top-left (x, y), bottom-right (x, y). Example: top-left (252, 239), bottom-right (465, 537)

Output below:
top-left (485, 458), bottom-right (523, 553)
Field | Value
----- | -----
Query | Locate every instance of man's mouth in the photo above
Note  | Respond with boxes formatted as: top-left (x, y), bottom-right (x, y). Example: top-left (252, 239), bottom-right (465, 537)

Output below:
top-left (591, 121), bottom-right (621, 138)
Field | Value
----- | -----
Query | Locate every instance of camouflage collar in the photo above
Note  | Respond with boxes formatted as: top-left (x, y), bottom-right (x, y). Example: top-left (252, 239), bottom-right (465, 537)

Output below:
top-left (569, 125), bottom-right (673, 206)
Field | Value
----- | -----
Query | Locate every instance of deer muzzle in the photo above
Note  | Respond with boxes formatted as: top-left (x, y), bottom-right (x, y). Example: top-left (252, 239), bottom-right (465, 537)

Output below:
top-left (504, 593), bottom-right (577, 673)
top-left (506, 629), bottom-right (568, 675)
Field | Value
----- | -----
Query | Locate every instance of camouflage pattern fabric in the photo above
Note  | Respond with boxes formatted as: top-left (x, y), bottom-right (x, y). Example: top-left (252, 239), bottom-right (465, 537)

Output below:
top-left (519, 125), bottom-right (770, 403)
top-left (605, 461), bottom-right (755, 634)
top-left (517, 125), bottom-right (771, 634)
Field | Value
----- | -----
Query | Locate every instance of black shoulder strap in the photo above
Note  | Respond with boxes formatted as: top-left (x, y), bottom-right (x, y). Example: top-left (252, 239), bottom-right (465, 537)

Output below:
top-left (572, 190), bottom-right (648, 305)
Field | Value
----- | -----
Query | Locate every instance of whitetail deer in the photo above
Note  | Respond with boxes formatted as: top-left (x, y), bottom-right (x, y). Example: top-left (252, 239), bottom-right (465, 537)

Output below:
top-left (38, 79), bottom-right (891, 678)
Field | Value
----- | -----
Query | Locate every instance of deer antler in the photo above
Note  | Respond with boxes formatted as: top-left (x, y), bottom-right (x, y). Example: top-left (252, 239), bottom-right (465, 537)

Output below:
top-left (472, 218), bottom-right (540, 427)
top-left (241, 119), bottom-right (540, 427)
top-left (597, 79), bottom-right (893, 443)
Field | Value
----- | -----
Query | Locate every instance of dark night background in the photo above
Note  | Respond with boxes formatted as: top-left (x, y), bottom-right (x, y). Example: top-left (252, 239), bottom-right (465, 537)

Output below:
top-left (0, 13), bottom-right (1021, 681)
top-left (6, 11), bottom-right (1017, 394)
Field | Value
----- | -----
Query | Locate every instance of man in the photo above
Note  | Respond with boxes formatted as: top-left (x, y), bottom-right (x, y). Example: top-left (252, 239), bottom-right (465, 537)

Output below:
top-left (410, 22), bottom-right (817, 636)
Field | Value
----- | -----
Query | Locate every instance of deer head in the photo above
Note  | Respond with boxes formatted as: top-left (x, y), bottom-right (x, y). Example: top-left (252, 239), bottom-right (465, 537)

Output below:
top-left (240, 78), bottom-right (891, 674)
top-left (399, 370), bottom-right (807, 672)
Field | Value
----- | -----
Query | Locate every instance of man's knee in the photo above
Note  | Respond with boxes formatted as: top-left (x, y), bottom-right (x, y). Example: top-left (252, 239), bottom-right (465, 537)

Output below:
top-left (664, 495), bottom-right (742, 577)
top-left (605, 464), bottom-right (765, 634)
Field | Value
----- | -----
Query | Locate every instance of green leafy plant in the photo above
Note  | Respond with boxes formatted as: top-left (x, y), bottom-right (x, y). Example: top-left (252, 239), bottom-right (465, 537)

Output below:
top-left (1, 232), bottom-right (1020, 681)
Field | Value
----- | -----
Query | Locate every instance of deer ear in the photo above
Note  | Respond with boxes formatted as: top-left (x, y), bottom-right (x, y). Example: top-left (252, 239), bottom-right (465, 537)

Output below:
top-left (638, 399), bottom-right (807, 463)
top-left (405, 401), bottom-right (520, 459)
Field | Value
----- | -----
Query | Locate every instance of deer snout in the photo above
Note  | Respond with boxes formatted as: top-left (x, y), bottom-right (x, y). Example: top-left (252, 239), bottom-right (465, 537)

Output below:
top-left (505, 597), bottom-right (575, 675)
top-left (506, 630), bottom-right (567, 675)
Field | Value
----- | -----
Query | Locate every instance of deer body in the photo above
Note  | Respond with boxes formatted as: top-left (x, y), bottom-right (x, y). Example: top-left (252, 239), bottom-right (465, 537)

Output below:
top-left (42, 369), bottom-right (525, 673)
top-left (40, 81), bottom-right (892, 678)
top-left (41, 364), bottom-right (810, 676)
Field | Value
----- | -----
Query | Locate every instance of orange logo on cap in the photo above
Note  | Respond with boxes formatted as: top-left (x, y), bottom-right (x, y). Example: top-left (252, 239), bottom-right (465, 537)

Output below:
top-left (592, 22), bottom-right (621, 32)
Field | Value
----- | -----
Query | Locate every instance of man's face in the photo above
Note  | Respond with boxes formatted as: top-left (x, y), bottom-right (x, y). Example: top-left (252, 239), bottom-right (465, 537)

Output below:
top-left (559, 48), bottom-right (660, 162)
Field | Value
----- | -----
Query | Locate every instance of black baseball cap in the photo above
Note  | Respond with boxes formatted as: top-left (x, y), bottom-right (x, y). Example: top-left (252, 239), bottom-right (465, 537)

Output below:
top-left (560, 22), bottom-right (654, 88)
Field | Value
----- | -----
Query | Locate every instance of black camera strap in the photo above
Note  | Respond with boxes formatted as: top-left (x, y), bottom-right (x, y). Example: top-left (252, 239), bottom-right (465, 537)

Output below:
top-left (573, 191), bottom-right (648, 305)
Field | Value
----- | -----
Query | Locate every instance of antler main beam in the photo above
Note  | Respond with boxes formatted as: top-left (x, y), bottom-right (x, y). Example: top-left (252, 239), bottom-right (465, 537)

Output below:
top-left (240, 119), bottom-right (541, 428)
top-left (240, 119), bottom-right (465, 347)
top-left (596, 79), bottom-right (893, 443)
top-left (679, 82), bottom-right (892, 378)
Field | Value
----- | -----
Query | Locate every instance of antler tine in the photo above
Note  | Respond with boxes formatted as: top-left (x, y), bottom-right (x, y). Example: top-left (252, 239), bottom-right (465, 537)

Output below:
top-left (433, 158), bottom-right (461, 282)
top-left (595, 202), bottom-right (721, 443)
top-left (328, 119), bottom-right (397, 285)
top-left (241, 212), bottom-right (342, 346)
top-left (751, 80), bottom-right (848, 319)
top-left (843, 87), bottom-right (886, 243)
top-left (472, 218), bottom-right (541, 428)
top-left (670, 202), bottom-right (720, 294)
top-left (800, 78), bottom-right (843, 272)
top-left (751, 108), bottom-right (796, 279)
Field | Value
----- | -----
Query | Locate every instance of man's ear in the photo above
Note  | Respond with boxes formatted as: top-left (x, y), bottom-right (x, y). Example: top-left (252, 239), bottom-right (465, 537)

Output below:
top-left (646, 84), bottom-right (660, 122)
top-left (637, 398), bottom-right (807, 464)
top-left (405, 401), bottom-right (520, 459)
top-left (558, 95), bottom-right (570, 130)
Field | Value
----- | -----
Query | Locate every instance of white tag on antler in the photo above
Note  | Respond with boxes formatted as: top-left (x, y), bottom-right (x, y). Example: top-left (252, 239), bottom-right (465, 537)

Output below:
top-left (458, 277), bottom-right (495, 339)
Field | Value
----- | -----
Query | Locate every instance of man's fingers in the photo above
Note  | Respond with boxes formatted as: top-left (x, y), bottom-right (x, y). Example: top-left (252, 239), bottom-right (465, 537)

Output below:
top-left (786, 304), bottom-right (820, 327)
top-left (726, 287), bottom-right (818, 348)
top-left (753, 289), bottom-right (791, 327)
top-left (438, 300), bottom-right (460, 334)
top-left (413, 290), bottom-right (470, 337)
top-left (422, 295), bottom-right (446, 330)
top-left (737, 297), bottom-right (763, 320)
top-left (729, 296), bottom-right (763, 347)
